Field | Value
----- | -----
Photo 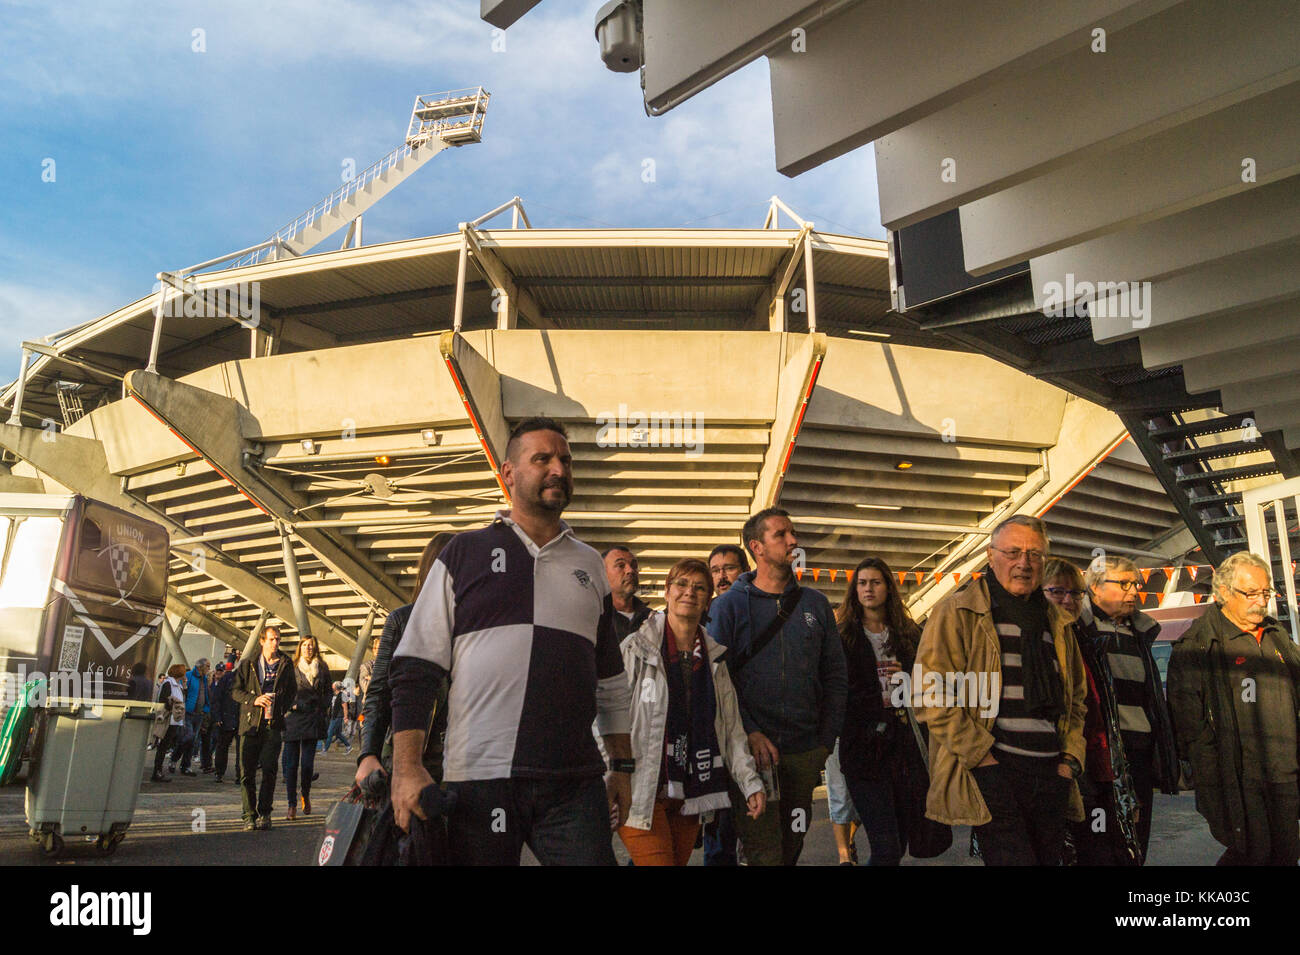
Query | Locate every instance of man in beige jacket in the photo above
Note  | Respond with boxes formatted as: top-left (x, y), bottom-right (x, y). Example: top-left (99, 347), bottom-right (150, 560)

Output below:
top-left (915, 515), bottom-right (1086, 865)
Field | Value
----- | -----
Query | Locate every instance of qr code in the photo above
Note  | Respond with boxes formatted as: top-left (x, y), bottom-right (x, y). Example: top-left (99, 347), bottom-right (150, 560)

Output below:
top-left (58, 626), bottom-right (85, 671)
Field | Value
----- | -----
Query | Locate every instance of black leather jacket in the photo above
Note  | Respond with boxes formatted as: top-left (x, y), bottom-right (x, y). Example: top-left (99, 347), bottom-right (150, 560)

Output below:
top-left (361, 604), bottom-right (446, 777)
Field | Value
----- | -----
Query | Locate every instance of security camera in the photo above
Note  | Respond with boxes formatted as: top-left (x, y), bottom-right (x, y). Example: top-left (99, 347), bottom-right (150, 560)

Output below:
top-left (594, 0), bottom-right (642, 73)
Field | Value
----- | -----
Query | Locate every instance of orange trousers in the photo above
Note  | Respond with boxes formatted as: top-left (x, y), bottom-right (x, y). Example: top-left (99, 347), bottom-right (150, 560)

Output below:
top-left (618, 797), bottom-right (701, 866)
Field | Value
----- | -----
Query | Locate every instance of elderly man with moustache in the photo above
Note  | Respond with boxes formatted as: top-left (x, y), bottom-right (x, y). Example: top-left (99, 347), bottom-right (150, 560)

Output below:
top-left (915, 515), bottom-right (1087, 866)
top-left (1071, 555), bottom-right (1178, 864)
top-left (1169, 552), bottom-right (1300, 866)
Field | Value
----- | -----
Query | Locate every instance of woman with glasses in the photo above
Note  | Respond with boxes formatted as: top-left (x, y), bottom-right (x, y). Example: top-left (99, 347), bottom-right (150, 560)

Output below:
top-left (1041, 558), bottom-right (1086, 624)
top-left (1070, 555), bottom-right (1179, 864)
top-left (617, 557), bottom-right (765, 865)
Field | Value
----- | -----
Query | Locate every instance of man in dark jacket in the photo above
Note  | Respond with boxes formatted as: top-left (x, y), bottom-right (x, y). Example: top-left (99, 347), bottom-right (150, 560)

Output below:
top-left (604, 546), bottom-right (652, 640)
top-left (230, 626), bottom-right (297, 830)
top-left (706, 507), bottom-right (847, 865)
top-left (1168, 552), bottom-right (1300, 866)
top-left (1073, 555), bottom-right (1178, 863)
top-left (211, 657), bottom-right (242, 783)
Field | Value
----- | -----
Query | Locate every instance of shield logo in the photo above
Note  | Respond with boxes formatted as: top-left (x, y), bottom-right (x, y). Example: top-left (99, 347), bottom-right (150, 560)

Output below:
top-left (318, 834), bottom-right (335, 865)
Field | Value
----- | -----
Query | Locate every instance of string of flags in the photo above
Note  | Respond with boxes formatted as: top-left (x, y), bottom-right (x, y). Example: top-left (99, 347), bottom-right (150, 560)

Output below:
top-left (791, 565), bottom-right (1218, 604)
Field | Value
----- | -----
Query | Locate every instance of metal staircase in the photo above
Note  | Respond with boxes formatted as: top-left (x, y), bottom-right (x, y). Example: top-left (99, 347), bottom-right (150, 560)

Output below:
top-left (212, 89), bottom-right (490, 272)
top-left (1123, 409), bottom-right (1291, 566)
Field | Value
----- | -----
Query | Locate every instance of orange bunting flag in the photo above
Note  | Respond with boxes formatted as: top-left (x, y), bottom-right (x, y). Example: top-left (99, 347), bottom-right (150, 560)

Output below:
top-left (897, 572), bottom-right (907, 586)
top-left (1154, 592), bottom-right (1167, 606)
top-left (794, 568), bottom-right (804, 580)
top-left (1163, 566), bottom-right (1175, 580)
top-left (1140, 568), bottom-right (1152, 584)
top-left (811, 568), bottom-right (821, 582)
top-left (914, 571), bottom-right (924, 585)
top-left (953, 572), bottom-right (961, 584)
top-left (1188, 566), bottom-right (1198, 582)
top-left (933, 571), bottom-right (943, 582)
top-left (828, 569), bottom-right (837, 582)
top-left (973, 571), bottom-right (983, 579)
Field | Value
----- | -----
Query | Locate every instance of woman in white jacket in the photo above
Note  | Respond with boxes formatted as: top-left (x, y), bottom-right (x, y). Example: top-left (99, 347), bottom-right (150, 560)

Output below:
top-left (618, 557), bottom-right (765, 865)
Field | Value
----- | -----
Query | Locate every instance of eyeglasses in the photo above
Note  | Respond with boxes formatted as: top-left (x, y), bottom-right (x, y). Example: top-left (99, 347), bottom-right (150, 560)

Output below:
top-left (1103, 579), bottom-right (1142, 593)
top-left (989, 546), bottom-right (1045, 564)
top-left (1043, 587), bottom-right (1084, 599)
top-left (1231, 586), bottom-right (1275, 602)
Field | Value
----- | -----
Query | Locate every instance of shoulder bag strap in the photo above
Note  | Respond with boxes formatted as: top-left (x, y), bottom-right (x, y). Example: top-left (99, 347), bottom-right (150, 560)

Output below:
top-left (730, 586), bottom-right (802, 676)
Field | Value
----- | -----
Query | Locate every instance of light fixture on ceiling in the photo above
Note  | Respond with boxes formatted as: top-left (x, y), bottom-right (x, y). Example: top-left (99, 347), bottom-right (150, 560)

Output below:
top-left (374, 454), bottom-right (391, 467)
top-left (421, 428), bottom-right (439, 447)
top-left (855, 503), bottom-right (902, 510)
top-left (895, 460), bottom-right (913, 470)
top-left (847, 329), bottom-right (891, 338)
top-left (301, 438), bottom-right (319, 455)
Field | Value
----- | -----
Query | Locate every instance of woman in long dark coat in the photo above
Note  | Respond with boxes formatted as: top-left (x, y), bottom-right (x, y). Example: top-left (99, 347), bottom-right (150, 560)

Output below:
top-left (282, 635), bottom-right (332, 819)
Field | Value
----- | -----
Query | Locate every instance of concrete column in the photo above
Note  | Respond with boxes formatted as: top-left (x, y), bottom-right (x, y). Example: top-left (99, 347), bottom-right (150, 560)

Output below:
top-left (244, 608), bottom-right (271, 659)
top-left (159, 616), bottom-right (188, 669)
top-left (346, 607), bottom-right (377, 686)
top-left (279, 526), bottom-right (313, 639)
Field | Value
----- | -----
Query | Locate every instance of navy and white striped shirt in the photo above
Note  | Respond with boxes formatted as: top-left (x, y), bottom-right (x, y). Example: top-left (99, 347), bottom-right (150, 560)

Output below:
top-left (389, 513), bottom-right (631, 781)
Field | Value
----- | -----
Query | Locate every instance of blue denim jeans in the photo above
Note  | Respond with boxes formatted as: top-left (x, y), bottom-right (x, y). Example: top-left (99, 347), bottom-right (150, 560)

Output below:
top-left (445, 775), bottom-right (617, 866)
top-left (823, 740), bottom-right (860, 825)
top-left (702, 809), bottom-right (737, 866)
top-left (178, 711), bottom-right (208, 771)
top-left (281, 739), bottom-right (318, 805)
top-left (322, 716), bottom-right (348, 751)
top-left (843, 774), bottom-right (903, 865)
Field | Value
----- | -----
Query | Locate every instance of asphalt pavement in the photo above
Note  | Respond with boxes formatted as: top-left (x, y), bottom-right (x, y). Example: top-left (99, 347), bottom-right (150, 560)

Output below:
top-left (0, 740), bottom-right (1224, 865)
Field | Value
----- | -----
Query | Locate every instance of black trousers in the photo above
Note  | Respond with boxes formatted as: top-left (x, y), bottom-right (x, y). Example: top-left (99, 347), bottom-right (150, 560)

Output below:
top-left (972, 760), bottom-right (1071, 866)
top-left (1217, 781), bottom-right (1300, 866)
top-left (214, 727), bottom-right (240, 779)
top-left (238, 727), bottom-right (282, 821)
top-left (445, 776), bottom-right (616, 866)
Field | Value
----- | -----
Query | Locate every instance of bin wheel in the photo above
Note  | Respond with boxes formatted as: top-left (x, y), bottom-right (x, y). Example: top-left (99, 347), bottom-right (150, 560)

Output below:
top-left (40, 833), bottom-right (63, 858)
top-left (94, 834), bottom-right (119, 856)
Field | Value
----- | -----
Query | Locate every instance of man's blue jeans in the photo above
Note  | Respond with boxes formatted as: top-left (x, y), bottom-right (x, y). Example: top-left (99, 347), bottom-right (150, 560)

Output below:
top-left (322, 716), bottom-right (348, 751)
top-left (179, 711), bottom-right (209, 771)
top-left (445, 775), bottom-right (616, 865)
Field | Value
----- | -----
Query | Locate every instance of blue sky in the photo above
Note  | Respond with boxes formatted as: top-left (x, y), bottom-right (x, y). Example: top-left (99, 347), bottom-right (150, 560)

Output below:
top-left (0, 0), bottom-right (883, 378)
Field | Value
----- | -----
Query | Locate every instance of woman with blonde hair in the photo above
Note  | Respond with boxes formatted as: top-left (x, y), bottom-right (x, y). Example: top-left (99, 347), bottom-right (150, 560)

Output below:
top-left (282, 635), bottom-right (333, 819)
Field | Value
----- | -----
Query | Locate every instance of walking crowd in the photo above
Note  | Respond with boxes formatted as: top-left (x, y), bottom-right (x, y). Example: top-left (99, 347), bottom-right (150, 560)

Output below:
top-left (149, 416), bottom-right (1300, 867)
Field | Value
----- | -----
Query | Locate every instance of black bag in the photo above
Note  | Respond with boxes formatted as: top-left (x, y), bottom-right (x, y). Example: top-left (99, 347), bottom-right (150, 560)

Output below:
top-left (901, 706), bottom-right (953, 859)
top-left (317, 787), bottom-right (369, 866)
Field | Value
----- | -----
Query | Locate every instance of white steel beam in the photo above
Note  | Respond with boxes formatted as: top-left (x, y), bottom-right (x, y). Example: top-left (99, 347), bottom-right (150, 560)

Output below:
top-left (1139, 299), bottom-right (1300, 370)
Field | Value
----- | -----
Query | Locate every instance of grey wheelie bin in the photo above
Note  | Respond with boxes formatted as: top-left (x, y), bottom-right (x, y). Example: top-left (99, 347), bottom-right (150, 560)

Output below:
top-left (26, 696), bottom-right (162, 857)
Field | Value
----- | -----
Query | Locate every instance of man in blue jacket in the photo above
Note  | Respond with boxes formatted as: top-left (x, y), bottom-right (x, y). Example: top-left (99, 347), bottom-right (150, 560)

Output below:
top-left (707, 507), bottom-right (847, 865)
top-left (177, 659), bottom-right (212, 776)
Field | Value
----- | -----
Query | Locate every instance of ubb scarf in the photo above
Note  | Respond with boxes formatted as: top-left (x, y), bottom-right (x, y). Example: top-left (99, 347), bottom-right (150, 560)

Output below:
top-left (661, 621), bottom-right (730, 815)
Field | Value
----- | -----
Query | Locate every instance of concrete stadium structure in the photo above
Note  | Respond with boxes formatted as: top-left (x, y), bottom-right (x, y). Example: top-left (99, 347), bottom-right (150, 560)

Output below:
top-left (0, 207), bottom-right (1193, 663)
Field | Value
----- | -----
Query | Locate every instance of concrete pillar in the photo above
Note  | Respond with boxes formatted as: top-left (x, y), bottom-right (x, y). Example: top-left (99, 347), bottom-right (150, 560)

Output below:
top-left (279, 526), bottom-right (313, 639)
top-left (244, 608), bottom-right (271, 659)
top-left (159, 616), bottom-right (188, 669)
top-left (346, 607), bottom-right (377, 686)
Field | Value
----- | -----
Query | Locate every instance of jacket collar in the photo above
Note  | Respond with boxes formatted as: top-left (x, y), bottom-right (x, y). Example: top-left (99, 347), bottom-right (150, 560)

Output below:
top-left (1078, 595), bottom-right (1159, 637)
top-left (493, 510), bottom-right (574, 555)
top-left (625, 610), bottom-right (725, 664)
top-left (732, 569), bottom-right (799, 597)
top-left (950, 574), bottom-right (1067, 631)
top-left (1198, 602), bottom-right (1283, 646)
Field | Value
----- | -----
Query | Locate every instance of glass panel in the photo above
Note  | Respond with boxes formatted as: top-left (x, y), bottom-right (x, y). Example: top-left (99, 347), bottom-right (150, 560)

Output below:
top-left (0, 515), bottom-right (64, 657)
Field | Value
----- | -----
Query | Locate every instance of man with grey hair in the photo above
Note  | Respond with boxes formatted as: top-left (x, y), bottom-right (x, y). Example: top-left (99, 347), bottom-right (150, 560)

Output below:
top-left (1071, 554), bottom-right (1177, 864)
top-left (1168, 551), bottom-right (1300, 865)
top-left (916, 514), bottom-right (1087, 865)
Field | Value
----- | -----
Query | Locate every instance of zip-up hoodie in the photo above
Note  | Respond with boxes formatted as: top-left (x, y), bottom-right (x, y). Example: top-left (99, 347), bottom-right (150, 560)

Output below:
top-left (705, 571), bottom-right (847, 754)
